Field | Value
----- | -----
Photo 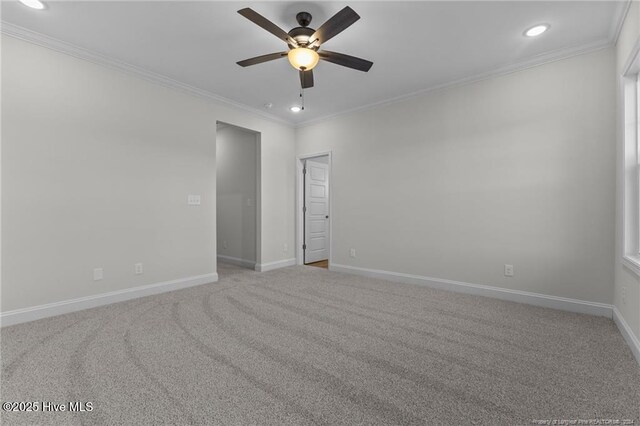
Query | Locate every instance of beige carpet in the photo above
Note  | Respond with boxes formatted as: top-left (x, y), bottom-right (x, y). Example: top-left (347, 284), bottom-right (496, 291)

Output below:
top-left (2, 262), bottom-right (639, 425)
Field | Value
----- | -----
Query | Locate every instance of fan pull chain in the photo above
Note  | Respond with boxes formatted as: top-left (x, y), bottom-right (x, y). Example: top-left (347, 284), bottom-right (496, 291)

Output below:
top-left (300, 89), bottom-right (305, 111)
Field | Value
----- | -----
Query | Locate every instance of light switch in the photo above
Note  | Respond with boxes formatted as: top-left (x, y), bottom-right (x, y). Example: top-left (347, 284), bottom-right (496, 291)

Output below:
top-left (504, 264), bottom-right (514, 277)
top-left (188, 195), bottom-right (201, 205)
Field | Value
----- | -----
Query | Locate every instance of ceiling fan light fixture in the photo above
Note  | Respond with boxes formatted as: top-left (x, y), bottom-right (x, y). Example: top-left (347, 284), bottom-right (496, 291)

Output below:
top-left (288, 48), bottom-right (320, 71)
top-left (236, 6), bottom-right (372, 90)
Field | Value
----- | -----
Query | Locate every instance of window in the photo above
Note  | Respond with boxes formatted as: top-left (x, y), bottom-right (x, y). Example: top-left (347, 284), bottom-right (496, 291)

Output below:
top-left (622, 55), bottom-right (640, 275)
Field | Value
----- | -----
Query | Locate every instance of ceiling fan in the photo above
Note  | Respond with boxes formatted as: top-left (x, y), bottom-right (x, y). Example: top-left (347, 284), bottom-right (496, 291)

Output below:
top-left (236, 6), bottom-right (373, 90)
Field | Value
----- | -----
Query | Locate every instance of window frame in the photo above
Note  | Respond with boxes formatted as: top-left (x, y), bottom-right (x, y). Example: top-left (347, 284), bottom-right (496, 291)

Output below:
top-left (621, 45), bottom-right (640, 276)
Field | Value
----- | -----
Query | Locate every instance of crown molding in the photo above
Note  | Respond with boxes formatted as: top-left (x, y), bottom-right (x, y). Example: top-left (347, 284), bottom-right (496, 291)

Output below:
top-left (611, 0), bottom-right (632, 46)
top-left (295, 38), bottom-right (613, 128)
top-left (1, 19), bottom-right (617, 130)
top-left (0, 21), bottom-right (294, 128)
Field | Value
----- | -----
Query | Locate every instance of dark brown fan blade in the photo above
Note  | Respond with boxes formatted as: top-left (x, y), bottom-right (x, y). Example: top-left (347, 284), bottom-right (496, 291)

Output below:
top-left (300, 70), bottom-right (314, 89)
top-left (318, 50), bottom-right (373, 72)
top-left (309, 6), bottom-right (360, 45)
top-left (238, 8), bottom-right (297, 46)
top-left (237, 52), bottom-right (288, 67)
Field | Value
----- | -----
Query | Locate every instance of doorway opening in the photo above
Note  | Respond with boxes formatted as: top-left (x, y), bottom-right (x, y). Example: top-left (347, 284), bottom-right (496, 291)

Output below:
top-left (296, 152), bottom-right (332, 269)
top-left (216, 122), bottom-right (260, 272)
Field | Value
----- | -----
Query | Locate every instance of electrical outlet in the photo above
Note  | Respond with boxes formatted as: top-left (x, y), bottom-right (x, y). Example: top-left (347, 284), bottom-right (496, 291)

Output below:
top-left (622, 286), bottom-right (627, 305)
top-left (223, 240), bottom-right (228, 249)
top-left (93, 268), bottom-right (103, 281)
top-left (283, 243), bottom-right (288, 252)
top-left (187, 194), bottom-right (201, 205)
top-left (504, 264), bottom-right (514, 277)
top-left (135, 263), bottom-right (143, 275)
top-left (350, 248), bottom-right (356, 258)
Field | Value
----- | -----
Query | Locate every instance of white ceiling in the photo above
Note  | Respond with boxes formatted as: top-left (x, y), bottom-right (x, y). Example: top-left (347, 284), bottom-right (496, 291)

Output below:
top-left (1, 1), bottom-right (627, 125)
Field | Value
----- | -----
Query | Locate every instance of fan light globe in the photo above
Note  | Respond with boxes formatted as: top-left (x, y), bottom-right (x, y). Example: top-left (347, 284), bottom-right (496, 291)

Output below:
top-left (288, 48), bottom-right (320, 71)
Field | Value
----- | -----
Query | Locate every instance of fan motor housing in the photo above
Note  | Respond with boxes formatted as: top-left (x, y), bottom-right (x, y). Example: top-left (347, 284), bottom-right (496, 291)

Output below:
top-left (288, 26), bottom-right (315, 48)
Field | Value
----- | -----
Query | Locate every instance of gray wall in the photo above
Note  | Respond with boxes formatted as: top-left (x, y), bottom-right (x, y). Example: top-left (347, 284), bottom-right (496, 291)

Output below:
top-left (1, 35), bottom-right (295, 312)
top-left (216, 124), bottom-right (257, 264)
top-left (297, 47), bottom-right (616, 304)
top-left (0, 31), bottom-right (623, 330)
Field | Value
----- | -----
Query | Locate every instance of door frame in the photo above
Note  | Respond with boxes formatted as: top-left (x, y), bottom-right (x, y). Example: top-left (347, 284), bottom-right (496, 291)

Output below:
top-left (215, 121), bottom-right (262, 269)
top-left (296, 151), bottom-right (333, 267)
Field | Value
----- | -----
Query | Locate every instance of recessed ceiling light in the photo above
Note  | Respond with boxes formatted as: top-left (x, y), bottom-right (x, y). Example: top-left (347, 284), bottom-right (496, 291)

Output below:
top-left (290, 106), bottom-right (302, 113)
top-left (524, 24), bottom-right (549, 37)
top-left (18, 0), bottom-right (46, 10)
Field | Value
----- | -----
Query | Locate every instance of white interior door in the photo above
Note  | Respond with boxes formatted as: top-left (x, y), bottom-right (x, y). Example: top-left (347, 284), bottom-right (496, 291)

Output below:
top-left (304, 159), bottom-right (329, 264)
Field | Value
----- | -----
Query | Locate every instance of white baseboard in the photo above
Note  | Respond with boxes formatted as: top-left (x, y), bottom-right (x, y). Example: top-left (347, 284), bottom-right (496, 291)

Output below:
top-left (255, 258), bottom-right (296, 272)
top-left (0, 273), bottom-right (218, 327)
top-left (217, 255), bottom-right (256, 269)
top-left (330, 263), bottom-right (613, 318)
top-left (613, 306), bottom-right (640, 366)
